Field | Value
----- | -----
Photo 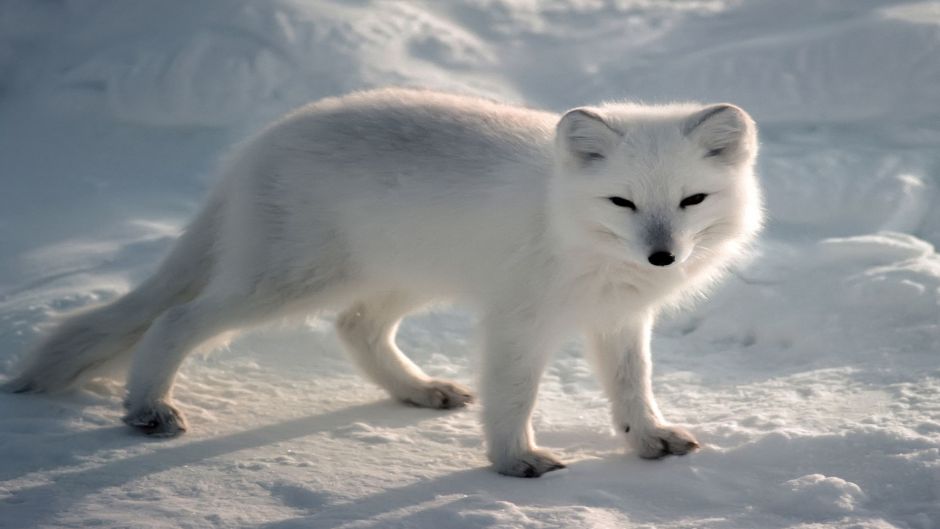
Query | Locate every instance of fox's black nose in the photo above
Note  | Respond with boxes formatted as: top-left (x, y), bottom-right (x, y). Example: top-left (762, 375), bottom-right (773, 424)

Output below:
top-left (648, 251), bottom-right (675, 267)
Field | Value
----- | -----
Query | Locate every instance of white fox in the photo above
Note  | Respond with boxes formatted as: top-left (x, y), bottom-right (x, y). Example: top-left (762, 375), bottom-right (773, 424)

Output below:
top-left (5, 88), bottom-right (762, 477)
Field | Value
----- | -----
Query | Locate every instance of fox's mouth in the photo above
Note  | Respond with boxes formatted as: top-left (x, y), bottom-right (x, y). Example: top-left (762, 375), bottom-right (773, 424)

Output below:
top-left (590, 225), bottom-right (699, 269)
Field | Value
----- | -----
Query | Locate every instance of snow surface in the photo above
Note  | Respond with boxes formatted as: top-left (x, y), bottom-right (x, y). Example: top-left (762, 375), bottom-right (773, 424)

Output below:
top-left (1, 0), bottom-right (939, 528)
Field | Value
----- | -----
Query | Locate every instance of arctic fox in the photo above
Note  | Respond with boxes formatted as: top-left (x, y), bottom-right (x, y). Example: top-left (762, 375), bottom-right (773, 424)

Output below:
top-left (5, 88), bottom-right (762, 477)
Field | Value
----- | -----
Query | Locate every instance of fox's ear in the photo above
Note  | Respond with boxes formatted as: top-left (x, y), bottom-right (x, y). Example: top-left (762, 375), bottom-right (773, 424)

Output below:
top-left (556, 108), bottom-right (621, 165)
top-left (684, 104), bottom-right (757, 165)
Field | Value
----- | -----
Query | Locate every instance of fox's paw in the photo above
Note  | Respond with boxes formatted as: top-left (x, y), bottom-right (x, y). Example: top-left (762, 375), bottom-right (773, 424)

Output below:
top-left (123, 401), bottom-right (188, 437)
top-left (632, 423), bottom-right (699, 459)
top-left (492, 449), bottom-right (566, 478)
top-left (401, 380), bottom-right (474, 410)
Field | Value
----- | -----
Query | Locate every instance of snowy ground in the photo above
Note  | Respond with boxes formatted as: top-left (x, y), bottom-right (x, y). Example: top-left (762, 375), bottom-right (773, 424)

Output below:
top-left (1, 1), bottom-right (939, 528)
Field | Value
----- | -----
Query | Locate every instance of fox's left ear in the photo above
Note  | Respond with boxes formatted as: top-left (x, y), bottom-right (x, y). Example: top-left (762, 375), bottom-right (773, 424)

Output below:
top-left (683, 104), bottom-right (757, 166)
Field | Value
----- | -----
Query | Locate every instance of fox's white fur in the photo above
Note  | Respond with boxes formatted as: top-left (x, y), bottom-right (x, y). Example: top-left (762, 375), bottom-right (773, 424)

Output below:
top-left (5, 88), bottom-right (762, 477)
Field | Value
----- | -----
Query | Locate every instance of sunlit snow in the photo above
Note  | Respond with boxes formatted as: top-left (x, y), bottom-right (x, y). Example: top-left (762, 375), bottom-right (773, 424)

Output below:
top-left (1, 1), bottom-right (938, 528)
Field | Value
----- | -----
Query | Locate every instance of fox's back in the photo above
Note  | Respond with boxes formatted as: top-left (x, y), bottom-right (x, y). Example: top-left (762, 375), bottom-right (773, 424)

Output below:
top-left (258, 88), bottom-right (556, 192)
top-left (219, 89), bottom-right (560, 296)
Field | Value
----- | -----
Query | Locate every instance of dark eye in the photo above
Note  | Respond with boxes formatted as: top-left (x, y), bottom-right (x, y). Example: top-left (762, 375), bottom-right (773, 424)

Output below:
top-left (705, 148), bottom-right (724, 158)
top-left (680, 193), bottom-right (708, 208)
top-left (581, 152), bottom-right (605, 161)
top-left (608, 196), bottom-right (636, 210)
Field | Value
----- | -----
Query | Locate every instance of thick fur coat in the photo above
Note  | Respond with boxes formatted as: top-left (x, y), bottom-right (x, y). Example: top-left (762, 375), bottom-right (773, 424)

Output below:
top-left (6, 88), bottom-right (762, 477)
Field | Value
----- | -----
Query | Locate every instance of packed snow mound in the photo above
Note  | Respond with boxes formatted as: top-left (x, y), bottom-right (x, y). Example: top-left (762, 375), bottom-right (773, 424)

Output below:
top-left (665, 232), bottom-right (940, 372)
top-left (6, 0), bottom-right (940, 127)
top-left (1, 1), bottom-right (939, 529)
top-left (773, 474), bottom-right (867, 519)
top-left (1, 0), bottom-right (504, 128)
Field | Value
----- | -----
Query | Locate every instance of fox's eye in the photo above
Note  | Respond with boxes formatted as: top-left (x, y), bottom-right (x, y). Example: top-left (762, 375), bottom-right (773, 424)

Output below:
top-left (705, 148), bottom-right (724, 158)
top-left (582, 152), bottom-right (605, 161)
top-left (608, 196), bottom-right (636, 210)
top-left (680, 193), bottom-right (708, 208)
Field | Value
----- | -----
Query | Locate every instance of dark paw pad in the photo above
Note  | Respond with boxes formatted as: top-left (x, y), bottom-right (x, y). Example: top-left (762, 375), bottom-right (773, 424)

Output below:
top-left (495, 450), bottom-right (566, 478)
top-left (634, 425), bottom-right (700, 459)
top-left (402, 380), bottom-right (474, 410)
top-left (123, 402), bottom-right (188, 437)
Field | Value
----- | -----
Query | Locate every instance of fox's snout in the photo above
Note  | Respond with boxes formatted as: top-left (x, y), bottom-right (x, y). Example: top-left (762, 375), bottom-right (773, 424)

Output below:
top-left (644, 219), bottom-right (679, 267)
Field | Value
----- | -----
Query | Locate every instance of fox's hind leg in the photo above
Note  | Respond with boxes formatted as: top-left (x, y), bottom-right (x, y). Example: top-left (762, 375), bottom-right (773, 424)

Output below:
top-left (121, 292), bottom-right (267, 436)
top-left (336, 293), bottom-right (473, 409)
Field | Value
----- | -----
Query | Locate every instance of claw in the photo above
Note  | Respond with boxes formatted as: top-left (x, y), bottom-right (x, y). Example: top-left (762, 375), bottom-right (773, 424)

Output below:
top-left (494, 449), bottom-right (566, 478)
top-left (633, 424), bottom-right (700, 459)
top-left (399, 380), bottom-right (474, 410)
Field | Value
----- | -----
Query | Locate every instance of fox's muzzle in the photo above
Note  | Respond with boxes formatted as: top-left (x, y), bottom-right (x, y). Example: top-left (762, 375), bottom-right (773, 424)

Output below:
top-left (644, 218), bottom-right (676, 266)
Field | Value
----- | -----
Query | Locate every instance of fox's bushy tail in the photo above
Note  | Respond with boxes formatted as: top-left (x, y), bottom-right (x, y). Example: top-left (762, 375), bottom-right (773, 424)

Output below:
top-left (3, 200), bottom-right (221, 394)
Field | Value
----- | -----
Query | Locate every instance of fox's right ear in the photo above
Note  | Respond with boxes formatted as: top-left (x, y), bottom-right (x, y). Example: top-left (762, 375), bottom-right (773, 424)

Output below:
top-left (556, 108), bottom-right (621, 165)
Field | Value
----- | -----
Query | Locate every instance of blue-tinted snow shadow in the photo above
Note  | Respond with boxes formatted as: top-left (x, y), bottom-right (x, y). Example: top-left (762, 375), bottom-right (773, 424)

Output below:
top-left (0, 387), bottom-right (137, 481)
top-left (255, 429), bottom-right (940, 529)
top-left (254, 455), bottom-right (719, 529)
top-left (0, 400), bottom-right (435, 528)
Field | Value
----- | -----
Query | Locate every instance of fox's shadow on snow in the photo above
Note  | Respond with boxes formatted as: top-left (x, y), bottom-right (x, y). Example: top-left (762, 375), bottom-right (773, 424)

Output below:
top-left (253, 451), bottom-right (707, 529)
top-left (0, 398), bottom-right (438, 527)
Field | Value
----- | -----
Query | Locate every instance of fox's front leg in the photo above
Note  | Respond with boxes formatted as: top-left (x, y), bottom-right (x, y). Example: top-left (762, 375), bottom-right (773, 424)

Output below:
top-left (588, 312), bottom-right (699, 459)
top-left (481, 315), bottom-right (565, 478)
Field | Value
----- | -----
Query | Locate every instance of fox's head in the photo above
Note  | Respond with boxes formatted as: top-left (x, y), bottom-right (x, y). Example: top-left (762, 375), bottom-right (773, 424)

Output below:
top-left (550, 101), bottom-right (763, 282)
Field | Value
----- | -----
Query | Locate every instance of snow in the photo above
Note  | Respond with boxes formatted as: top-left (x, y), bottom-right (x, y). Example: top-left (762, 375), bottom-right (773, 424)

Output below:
top-left (1, 0), bottom-right (938, 528)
